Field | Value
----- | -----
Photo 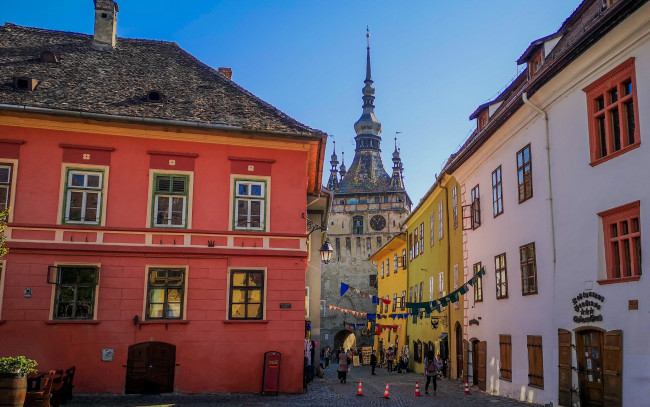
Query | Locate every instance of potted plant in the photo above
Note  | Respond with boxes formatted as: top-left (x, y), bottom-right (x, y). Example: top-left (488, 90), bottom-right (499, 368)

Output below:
top-left (0, 356), bottom-right (38, 406)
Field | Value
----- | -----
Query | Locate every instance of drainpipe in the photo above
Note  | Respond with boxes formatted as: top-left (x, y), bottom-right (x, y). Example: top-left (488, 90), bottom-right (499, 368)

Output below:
top-left (521, 92), bottom-right (557, 305)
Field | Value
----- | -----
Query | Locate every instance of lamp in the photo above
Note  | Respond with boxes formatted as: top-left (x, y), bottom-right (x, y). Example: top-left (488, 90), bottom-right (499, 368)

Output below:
top-left (319, 240), bottom-right (334, 264)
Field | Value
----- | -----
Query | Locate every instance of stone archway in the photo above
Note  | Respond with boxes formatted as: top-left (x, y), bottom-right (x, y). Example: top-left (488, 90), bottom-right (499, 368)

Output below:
top-left (334, 330), bottom-right (357, 351)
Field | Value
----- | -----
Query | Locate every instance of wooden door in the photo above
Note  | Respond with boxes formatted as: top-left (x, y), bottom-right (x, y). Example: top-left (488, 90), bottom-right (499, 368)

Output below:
top-left (577, 330), bottom-right (603, 407)
top-left (455, 324), bottom-right (463, 380)
top-left (558, 329), bottom-right (573, 406)
top-left (477, 341), bottom-right (486, 391)
top-left (462, 339), bottom-right (469, 383)
top-left (602, 330), bottom-right (622, 407)
top-left (471, 340), bottom-right (479, 386)
top-left (125, 342), bottom-right (176, 394)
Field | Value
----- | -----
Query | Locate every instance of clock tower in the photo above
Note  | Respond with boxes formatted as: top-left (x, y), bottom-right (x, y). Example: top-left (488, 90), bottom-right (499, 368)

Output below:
top-left (322, 31), bottom-right (411, 350)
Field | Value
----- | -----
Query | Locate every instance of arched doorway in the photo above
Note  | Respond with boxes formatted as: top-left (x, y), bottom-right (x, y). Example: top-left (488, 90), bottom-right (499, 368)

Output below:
top-left (125, 341), bottom-right (175, 394)
top-left (455, 322), bottom-right (463, 380)
top-left (334, 330), bottom-right (356, 352)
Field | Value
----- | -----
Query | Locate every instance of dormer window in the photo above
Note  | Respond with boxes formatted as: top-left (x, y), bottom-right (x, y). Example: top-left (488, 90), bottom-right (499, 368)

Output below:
top-left (147, 91), bottom-right (162, 103)
top-left (478, 111), bottom-right (489, 130)
top-left (529, 50), bottom-right (543, 76)
top-left (40, 51), bottom-right (59, 63)
top-left (13, 77), bottom-right (38, 91)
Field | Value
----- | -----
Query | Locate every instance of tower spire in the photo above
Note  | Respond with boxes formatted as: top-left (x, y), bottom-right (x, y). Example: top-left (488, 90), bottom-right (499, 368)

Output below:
top-left (339, 151), bottom-right (347, 179)
top-left (327, 140), bottom-right (340, 191)
top-left (353, 27), bottom-right (382, 152)
top-left (391, 133), bottom-right (405, 189)
top-left (366, 26), bottom-right (372, 82)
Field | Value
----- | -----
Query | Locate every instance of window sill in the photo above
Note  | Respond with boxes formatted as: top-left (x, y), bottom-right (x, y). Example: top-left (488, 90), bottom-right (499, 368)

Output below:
top-left (139, 320), bottom-right (189, 325)
top-left (528, 384), bottom-right (544, 390)
top-left (597, 275), bottom-right (641, 285)
top-left (590, 143), bottom-right (640, 167)
top-left (45, 320), bottom-right (100, 325)
top-left (223, 320), bottom-right (269, 324)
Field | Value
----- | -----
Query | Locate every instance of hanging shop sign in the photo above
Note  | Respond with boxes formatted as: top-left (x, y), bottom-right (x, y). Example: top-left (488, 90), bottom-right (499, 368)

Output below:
top-left (572, 291), bottom-right (605, 323)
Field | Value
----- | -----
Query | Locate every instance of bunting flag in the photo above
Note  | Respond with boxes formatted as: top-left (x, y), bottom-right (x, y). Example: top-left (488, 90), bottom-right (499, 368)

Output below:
top-left (365, 313), bottom-right (410, 321)
top-left (340, 282), bottom-right (390, 304)
top-left (405, 266), bottom-right (485, 313)
top-left (327, 304), bottom-right (367, 317)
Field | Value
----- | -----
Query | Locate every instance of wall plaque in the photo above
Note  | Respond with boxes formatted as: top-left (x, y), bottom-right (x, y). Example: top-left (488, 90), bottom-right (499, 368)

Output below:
top-left (279, 303), bottom-right (291, 309)
top-left (572, 291), bottom-right (605, 323)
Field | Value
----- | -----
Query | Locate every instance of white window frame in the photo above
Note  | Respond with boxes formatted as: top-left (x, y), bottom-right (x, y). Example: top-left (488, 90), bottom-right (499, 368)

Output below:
top-left (234, 179), bottom-right (267, 231)
top-left (452, 185), bottom-right (458, 229)
top-left (305, 287), bottom-right (310, 318)
top-left (439, 202), bottom-right (444, 239)
top-left (438, 272), bottom-right (444, 294)
top-left (430, 212), bottom-right (434, 246)
top-left (63, 169), bottom-right (104, 225)
top-left (429, 276), bottom-right (434, 301)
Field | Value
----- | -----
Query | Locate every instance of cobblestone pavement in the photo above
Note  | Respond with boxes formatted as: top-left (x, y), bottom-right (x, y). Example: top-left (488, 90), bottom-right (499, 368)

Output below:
top-left (68, 364), bottom-right (540, 406)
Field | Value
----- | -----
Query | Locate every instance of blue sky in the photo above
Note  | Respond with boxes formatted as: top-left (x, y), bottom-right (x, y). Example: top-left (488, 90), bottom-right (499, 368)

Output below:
top-left (3, 0), bottom-right (582, 204)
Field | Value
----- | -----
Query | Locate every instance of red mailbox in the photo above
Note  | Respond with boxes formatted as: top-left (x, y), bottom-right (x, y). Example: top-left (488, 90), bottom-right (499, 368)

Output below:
top-left (261, 351), bottom-right (281, 395)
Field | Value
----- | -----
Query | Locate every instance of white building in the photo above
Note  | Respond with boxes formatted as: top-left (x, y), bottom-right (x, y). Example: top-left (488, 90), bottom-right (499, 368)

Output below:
top-left (445, 1), bottom-right (649, 406)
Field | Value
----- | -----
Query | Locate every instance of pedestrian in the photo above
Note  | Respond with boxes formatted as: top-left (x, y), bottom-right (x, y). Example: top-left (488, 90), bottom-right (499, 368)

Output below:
top-left (386, 346), bottom-right (394, 374)
top-left (370, 351), bottom-right (377, 375)
top-left (424, 351), bottom-right (442, 395)
top-left (346, 349), bottom-right (352, 376)
top-left (338, 349), bottom-right (349, 383)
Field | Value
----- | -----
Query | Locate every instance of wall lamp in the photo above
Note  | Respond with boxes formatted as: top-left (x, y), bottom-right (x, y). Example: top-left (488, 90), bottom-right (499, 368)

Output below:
top-left (302, 213), bottom-right (334, 264)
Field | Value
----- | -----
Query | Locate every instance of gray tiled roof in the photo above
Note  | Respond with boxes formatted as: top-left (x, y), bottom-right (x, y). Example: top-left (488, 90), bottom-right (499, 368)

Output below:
top-left (0, 23), bottom-right (325, 137)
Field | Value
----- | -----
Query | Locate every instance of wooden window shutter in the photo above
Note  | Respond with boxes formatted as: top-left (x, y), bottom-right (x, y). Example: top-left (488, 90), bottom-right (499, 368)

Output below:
top-left (477, 341), bottom-right (487, 391)
top-left (527, 335), bottom-right (544, 388)
top-left (603, 330), bottom-right (623, 407)
top-left (462, 339), bottom-right (469, 382)
top-left (557, 329), bottom-right (573, 406)
top-left (499, 334), bottom-right (512, 380)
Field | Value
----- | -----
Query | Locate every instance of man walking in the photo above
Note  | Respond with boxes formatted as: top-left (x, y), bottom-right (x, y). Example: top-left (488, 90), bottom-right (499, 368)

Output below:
top-left (370, 351), bottom-right (377, 375)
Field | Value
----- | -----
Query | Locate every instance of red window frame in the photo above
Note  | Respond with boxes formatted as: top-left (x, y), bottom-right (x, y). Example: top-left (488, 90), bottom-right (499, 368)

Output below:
top-left (598, 201), bottom-right (641, 284)
top-left (583, 58), bottom-right (640, 166)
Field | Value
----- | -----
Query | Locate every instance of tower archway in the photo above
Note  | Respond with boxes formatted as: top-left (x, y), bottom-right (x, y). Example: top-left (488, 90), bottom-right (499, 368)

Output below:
top-left (334, 330), bottom-right (357, 351)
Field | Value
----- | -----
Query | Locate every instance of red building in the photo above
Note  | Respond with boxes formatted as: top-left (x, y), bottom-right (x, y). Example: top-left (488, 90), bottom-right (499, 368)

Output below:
top-left (0, 0), bottom-right (327, 394)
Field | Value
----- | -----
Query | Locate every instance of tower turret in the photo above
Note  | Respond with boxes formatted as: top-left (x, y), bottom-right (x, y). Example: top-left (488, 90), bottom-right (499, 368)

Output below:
top-left (339, 151), bottom-right (347, 179)
top-left (390, 137), bottom-right (405, 189)
top-left (327, 141), bottom-right (340, 191)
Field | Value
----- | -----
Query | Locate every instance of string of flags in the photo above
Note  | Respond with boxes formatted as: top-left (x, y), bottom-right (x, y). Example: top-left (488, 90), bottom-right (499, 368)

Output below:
top-left (366, 313), bottom-right (411, 320)
top-left (327, 304), bottom-right (367, 317)
top-left (340, 282), bottom-right (391, 304)
top-left (405, 267), bottom-right (486, 315)
top-left (342, 320), bottom-right (401, 334)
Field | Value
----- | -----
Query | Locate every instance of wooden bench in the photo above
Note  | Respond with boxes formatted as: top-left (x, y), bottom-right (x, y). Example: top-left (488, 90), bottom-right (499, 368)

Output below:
top-left (24, 370), bottom-right (56, 407)
top-left (60, 366), bottom-right (75, 404)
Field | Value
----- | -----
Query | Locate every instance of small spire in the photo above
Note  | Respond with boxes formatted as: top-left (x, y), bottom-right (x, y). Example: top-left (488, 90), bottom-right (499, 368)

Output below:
top-left (339, 151), bottom-right (347, 179)
top-left (327, 140), bottom-right (340, 191)
top-left (366, 26), bottom-right (372, 81)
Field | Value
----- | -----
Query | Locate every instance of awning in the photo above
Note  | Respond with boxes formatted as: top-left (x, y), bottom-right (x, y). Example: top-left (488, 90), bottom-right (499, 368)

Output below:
top-left (438, 333), bottom-right (448, 340)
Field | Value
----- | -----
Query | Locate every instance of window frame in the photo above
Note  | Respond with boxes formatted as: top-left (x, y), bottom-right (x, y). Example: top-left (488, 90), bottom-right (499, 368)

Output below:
top-left (62, 168), bottom-right (105, 225)
top-left (51, 264), bottom-right (100, 321)
top-left (145, 267), bottom-right (187, 320)
top-left (599, 201), bottom-right (641, 283)
top-left (438, 202), bottom-right (444, 240)
top-left (430, 212), bottom-right (434, 246)
top-left (471, 185), bottom-right (481, 229)
top-left (233, 178), bottom-right (267, 231)
top-left (352, 215), bottom-right (364, 235)
top-left (414, 228), bottom-right (419, 258)
top-left (492, 166), bottom-right (504, 217)
top-left (394, 254), bottom-right (398, 273)
top-left (386, 258), bottom-right (390, 277)
top-left (381, 262), bottom-right (385, 279)
top-left (583, 58), bottom-right (640, 166)
top-left (520, 242), bottom-right (538, 295)
top-left (228, 269), bottom-right (266, 320)
top-left (0, 260), bottom-right (5, 319)
top-left (516, 144), bottom-right (533, 204)
top-left (452, 185), bottom-right (458, 229)
top-left (473, 262), bottom-right (483, 303)
top-left (495, 253), bottom-right (508, 299)
top-left (419, 223), bottom-right (424, 254)
top-left (0, 163), bottom-right (14, 214)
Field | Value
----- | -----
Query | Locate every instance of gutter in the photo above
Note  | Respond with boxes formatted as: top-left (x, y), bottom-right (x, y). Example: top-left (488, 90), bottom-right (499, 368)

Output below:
top-left (521, 92), bottom-right (557, 303)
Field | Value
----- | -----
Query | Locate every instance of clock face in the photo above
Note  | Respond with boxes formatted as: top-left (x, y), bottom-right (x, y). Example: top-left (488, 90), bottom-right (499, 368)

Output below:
top-left (370, 215), bottom-right (386, 231)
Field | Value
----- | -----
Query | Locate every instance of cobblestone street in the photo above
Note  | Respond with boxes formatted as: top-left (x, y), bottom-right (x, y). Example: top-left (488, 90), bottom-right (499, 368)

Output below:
top-left (68, 364), bottom-right (540, 406)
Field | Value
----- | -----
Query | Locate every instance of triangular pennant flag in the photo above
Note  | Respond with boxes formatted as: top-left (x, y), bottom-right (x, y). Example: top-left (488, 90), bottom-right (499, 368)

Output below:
top-left (340, 283), bottom-right (349, 297)
top-left (381, 298), bottom-right (391, 305)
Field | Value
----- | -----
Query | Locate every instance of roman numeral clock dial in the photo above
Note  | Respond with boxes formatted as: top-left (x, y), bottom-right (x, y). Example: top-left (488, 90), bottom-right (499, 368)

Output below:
top-left (370, 214), bottom-right (386, 231)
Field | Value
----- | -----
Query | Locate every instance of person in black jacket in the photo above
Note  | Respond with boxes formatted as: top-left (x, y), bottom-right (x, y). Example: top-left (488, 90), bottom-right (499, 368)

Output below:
top-left (370, 351), bottom-right (377, 375)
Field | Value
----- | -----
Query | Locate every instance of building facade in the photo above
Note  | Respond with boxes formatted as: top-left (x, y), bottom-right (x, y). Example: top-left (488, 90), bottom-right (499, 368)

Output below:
top-left (0, 1), bottom-right (328, 395)
top-left (321, 37), bottom-right (411, 351)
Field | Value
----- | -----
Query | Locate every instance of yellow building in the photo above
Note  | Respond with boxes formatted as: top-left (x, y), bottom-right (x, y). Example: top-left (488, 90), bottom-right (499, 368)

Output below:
top-left (368, 233), bottom-right (408, 365)
top-left (404, 174), bottom-right (464, 377)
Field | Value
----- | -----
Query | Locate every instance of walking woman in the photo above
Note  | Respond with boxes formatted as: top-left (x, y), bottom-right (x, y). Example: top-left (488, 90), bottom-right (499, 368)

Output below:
top-left (338, 349), bottom-right (349, 383)
top-left (423, 351), bottom-right (441, 395)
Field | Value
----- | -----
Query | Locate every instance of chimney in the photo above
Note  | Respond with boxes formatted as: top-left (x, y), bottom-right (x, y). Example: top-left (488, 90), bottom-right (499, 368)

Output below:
top-left (218, 67), bottom-right (232, 80)
top-left (93, 0), bottom-right (119, 50)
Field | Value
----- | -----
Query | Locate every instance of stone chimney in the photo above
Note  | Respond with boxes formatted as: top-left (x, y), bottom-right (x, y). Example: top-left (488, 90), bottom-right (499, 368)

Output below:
top-left (93, 0), bottom-right (119, 50)
top-left (217, 67), bottom-right (232, 80)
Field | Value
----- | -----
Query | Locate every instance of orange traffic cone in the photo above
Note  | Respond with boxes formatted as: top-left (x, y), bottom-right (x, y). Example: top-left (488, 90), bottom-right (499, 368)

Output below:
top-left (414, 381), bottom-right (422, 396)
top-left (383, 383), bottom-right (390, 399)
top-left (357, 380), bottom-right (363, 396)
top-left (464, 381), bottom-right (470, 395)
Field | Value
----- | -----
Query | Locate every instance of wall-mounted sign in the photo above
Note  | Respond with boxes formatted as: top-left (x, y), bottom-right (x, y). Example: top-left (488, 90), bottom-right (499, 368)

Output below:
top-left (279, 303), bottom-right (291, 309)
top-left (572, 291), bottom-right (605, 323)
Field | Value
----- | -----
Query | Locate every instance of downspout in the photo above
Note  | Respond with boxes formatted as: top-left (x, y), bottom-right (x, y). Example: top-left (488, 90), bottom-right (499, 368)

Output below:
top-left (521, 92), bottom-right (557, 299)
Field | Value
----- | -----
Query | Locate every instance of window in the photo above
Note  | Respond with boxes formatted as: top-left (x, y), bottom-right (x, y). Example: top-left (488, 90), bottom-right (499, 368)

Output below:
top-left (438, 272), bottom-right (444, 294)
top-left (599, 201), bottom-right (641, 281)
top-left (452, 185), bottom-right (458, 229)
top-left (394, 254), bottom-right (398, 273)
top-left (520, 243), bottom-right (538, 295)
top-left (478, 111), bottom-right (488, 130)
top-left (409, 233), bottom-right (413, 260)
top-left (52, 265), bottom-right (98, 320)
top-left (0, 164), bottom-right (12, 212)
top-left (305, 287), bottom-right (310, 318)
top-left (146, 268), bottom-right (185, 320)
top-left (409, 286), bottom-right (413, 303)
top-left (392, 293), bottom-right (397, 312)
top-left (429, 276), bottom-right (434, 301)
top-left (234, 179), bottom-right (265, 231)
top-left (473, 262), bottom-right (483, 302)
top-left (471, 185), bottom-right (481, 229)
top-left (438, 202), bottom-right (444, 239)
top-left (584, 58), bottom-right (639, 165)
top-left (335, 238), bottom-right (341, 260)
top-left (366, 237), bottom-right (372, 251)
top-left (527, 336), bottom-right (544, 388)
top-left (386, 259), bottom-right (390, 277)
top-left (401, 290), bottom-right (406, 310)
top-left (63, 169), bottom-right (103, 225)
top-left (492, 166), bottom-right (503, 216)
top-left (529, 50), bottom-right (543, 75)
top-left (414, 228), bottom-right (419, 258)
top-left (229, 270), bottom-right (264, 320)
top-left (419, 223), bottom-right (424, 254)
top-left (352, 216), bottom-right (364, 234)
top-left (381, 262), bottom-right (384, 279)
top-left (430, 212), bottom-right (434, 246)
top-left (153, 174), bottom-right (188, 228)
top-left (377, 237), bottom-right (382, 247)
top-left (345, 237), bottom-right (351, 252)
top-left (517, 145), bottom-right (533, 203)
top-left (495, 253), bottom-right (508, 299)
top-left (402, 249), bottom-right (406, 270)
top-left (369, 274), bottom-right (377, 288)
top-left (419, 282), bottom-right (423, 304)
top-left (499, 334), bottom-right (512, 380)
